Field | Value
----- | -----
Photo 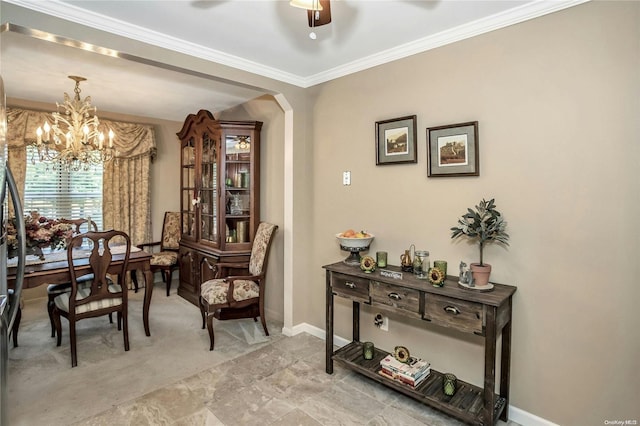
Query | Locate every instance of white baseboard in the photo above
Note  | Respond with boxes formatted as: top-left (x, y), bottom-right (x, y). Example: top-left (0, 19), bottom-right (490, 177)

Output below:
top-left (509, 406), bottom-right (559, 426)
top-left (285, 321), bottom-right (557, 426)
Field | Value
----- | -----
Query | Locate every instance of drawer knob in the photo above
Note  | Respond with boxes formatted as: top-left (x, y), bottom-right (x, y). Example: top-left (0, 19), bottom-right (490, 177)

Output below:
top-left (344, 281), bottom-right (356, 289)
top-left (444, 306), bottom-right (461, 315)
top-left (388, 292), bottom-right (401, 301)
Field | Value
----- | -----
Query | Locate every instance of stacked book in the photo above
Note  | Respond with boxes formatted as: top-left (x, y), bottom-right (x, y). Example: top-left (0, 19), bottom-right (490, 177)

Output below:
top-left (379, 354), bottom-right (431, 388)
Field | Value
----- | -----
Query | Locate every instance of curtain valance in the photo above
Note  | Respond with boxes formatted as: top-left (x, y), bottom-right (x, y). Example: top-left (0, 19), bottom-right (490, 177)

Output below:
top-left (6, 107), bottom-right (156, 160)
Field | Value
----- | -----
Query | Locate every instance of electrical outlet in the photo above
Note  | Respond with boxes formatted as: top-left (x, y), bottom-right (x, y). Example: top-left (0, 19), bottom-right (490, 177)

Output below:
top-left (343, 171), bottom-right (351, 186)
top-left (380, 315), bottom-right (389, 331)
top-left (374, 313), bottom-right (389, 331)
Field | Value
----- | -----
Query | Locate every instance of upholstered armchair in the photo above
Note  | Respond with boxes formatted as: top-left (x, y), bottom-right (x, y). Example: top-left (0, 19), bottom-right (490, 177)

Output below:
top-left (131, 211), bottom-right (180, 296)
top-left (199, 222), bottom-right (278, 350)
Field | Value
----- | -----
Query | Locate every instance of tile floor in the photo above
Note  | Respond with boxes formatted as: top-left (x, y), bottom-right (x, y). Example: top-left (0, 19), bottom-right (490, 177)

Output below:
top-left (9, 285), bottom-right (520, 425)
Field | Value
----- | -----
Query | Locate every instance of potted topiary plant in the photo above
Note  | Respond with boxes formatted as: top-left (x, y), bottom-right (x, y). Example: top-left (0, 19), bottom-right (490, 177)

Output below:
top-left (450, 198), bottom-right (509, 287)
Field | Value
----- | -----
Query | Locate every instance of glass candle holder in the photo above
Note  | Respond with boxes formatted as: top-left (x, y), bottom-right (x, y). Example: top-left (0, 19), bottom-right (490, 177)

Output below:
top-left (376, 251), bottom-right (387, 268)
top-left (443, 373), bottom-right (457, 396)
top-left (434, 260), bottom-right (447, 277)
top-left (413, 250), bottom-right (429, 278)
top-left (363, 341), bottom-right (374, 360)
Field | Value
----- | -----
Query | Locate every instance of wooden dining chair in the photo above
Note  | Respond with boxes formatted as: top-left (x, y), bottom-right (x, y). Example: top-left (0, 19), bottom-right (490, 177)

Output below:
top-left (52, 230), bottom-right (131, 367)
top-left (199, 222), bottom-right (278, 350)
top-left (46, 218), bottom-right (99, 337)
top-left (131, 211), bottom-right (180, 296)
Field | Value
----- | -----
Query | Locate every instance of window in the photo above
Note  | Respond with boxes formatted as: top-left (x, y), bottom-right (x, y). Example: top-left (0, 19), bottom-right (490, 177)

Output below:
top-left (23, 146), bottom-right (103, 229)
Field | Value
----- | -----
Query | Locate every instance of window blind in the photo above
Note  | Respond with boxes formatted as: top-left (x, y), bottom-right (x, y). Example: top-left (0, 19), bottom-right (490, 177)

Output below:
top-left (23, 146), bottom-right (103, 229)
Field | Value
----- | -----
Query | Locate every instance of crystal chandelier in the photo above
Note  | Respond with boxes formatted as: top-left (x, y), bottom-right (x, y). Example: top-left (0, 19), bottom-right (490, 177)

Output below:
top-left (32, 75), bottom-right (116, 171)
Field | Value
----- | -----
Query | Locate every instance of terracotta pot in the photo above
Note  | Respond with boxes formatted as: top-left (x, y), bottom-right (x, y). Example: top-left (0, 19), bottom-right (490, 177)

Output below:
top-left (470, 263), bottom-right (491, 287)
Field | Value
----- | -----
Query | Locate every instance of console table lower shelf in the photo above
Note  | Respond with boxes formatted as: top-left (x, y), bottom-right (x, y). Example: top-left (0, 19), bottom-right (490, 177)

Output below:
top-left (333, 341), bottom-right (507, 425)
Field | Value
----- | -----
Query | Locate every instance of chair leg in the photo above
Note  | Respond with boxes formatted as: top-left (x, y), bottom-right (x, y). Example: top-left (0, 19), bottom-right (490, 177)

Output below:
top-left (109, 313), bottom-right (114, 324)
top-left (54, 309), bottom-right (63, 347)
top-left (70, 320), bottom-right (78, 368)
top-left (12, 305), bottom-right (21, 348)
top-left (206, 313), bottom-right (216, 351)
top-left (199, 297), bottom-right (206, 330)
top-left (117, 312), bottom-right (122, 331)
top-left (130, 269), bottom-right (139, 293)
top-left (259, 301), bottom-right (269, 337)
top-left (48, 297), bottom-right (56, 338)
top-left (165, 269), bottom-right (173, 297)
top-left (122, 309), bottom-right (130, 352)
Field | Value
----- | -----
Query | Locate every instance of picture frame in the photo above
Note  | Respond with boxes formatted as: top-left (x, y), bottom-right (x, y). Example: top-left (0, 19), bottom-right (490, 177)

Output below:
top-left (427, 121), bottom-right (479, 177)
top-left (375, 115), bottom-right (417, 165)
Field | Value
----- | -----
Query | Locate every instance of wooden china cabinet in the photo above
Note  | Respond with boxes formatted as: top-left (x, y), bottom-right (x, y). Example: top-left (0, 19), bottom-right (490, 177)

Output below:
top-left (176, 109), bottom-right (262, 305)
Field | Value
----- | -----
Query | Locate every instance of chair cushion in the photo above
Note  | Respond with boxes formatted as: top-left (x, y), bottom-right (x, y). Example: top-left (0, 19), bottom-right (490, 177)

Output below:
top-left (150, 251), bottom-right (178, 267)
top-left (54, 284), bottom-right (123, 315)
top-left (200, 279), bottom-right (259, 305)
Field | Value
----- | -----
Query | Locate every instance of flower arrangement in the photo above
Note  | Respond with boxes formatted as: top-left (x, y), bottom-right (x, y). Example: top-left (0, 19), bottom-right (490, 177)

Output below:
top-left (6, 212), bottom-right (74, 255)
top-left (450, 198), bottom-right (509, 266)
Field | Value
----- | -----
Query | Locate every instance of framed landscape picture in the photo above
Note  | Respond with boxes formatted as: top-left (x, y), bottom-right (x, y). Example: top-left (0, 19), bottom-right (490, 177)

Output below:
top-left (427, 121), bottom-right (479, 177)
top-left (375, 115), bottom-right (417, 165)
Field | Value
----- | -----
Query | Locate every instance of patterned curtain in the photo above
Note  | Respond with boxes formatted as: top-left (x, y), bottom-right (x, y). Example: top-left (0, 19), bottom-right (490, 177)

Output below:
top-left (5, 108), bottom-right (44, 214)
top-left (102, 154), bottom-right (152, 246)
top-left (5, 107), bottom-right (156, 244)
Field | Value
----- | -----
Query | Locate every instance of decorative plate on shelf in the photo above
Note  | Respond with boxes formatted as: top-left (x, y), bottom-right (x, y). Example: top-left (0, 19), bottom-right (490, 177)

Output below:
top-left (458, 281), bottom-right (494, 292)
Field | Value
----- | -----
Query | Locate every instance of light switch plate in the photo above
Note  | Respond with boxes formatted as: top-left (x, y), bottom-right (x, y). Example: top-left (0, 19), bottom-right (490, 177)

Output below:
top-left (343, 171), bottom-right (351, 185)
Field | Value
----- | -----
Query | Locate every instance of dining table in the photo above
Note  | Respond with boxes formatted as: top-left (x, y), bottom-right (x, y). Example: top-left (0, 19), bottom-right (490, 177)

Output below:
top-left (6, 246), bottom-right (155, 336)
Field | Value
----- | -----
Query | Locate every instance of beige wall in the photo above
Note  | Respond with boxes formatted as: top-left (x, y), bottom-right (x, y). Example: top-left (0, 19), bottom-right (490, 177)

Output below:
top-left (5, 1), bottom-right (640, 424)
top-left (308, 2), bottom-right (639, 424)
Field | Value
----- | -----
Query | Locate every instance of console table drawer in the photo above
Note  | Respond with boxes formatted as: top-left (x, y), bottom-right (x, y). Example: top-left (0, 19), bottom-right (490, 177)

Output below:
top-left (424, 294), bottom-right (484, 334)
top-left (370, 281), bottom-right (421, 318)
top-left (331, 273), bottom-right (370, 300)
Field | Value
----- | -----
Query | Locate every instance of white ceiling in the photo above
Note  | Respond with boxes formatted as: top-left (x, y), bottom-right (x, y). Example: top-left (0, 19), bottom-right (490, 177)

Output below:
top-left (1, 0), bottom-right (586, 121)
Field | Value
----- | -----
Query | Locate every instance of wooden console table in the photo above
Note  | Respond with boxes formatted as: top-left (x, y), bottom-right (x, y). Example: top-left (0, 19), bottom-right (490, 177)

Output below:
top-left (324, 261), bottom-right (516, 425)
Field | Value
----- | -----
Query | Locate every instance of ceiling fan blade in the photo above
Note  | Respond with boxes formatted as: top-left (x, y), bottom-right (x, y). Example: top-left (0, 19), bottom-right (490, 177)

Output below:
top-left (307, 0), bottom-right (331, 27)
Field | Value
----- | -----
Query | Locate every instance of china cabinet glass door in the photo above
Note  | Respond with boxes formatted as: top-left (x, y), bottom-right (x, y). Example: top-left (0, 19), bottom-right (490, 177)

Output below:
top-left (223, 134), bottom-right (252, 247)
top-left (181, 140), bottom-right (196, 240)
top-left (200, 133), bottom-right (218, 247)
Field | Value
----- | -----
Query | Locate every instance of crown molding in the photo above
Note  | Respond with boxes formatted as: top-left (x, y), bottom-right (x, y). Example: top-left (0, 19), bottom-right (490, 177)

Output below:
top-left (4, 0), bottom-right (589, 89)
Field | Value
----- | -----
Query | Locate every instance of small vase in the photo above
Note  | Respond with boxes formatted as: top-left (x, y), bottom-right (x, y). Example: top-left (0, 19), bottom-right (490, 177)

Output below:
top-left (470, 263), bottom-right (491, 287)
top-left (27, 246), bottom-right (45, 261)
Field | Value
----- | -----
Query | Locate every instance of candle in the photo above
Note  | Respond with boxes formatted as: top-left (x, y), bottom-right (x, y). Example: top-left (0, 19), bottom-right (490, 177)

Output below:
top-left (376, 251), bottom-right (387, 268)
top-left (43, 121), bottom-right (51, 142)
top-left (363, 342), bottom-right (374, 360)
top-left (108, 129), bottom-right (114, 148)
top-left (434, 260), bottom-right (447, 277)
top-left (36, 127), bottom-right (42, 144)
top-left (98, 133), bottom-right (104, 150)
top-left (443, 373), bottom-right (457, 396)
